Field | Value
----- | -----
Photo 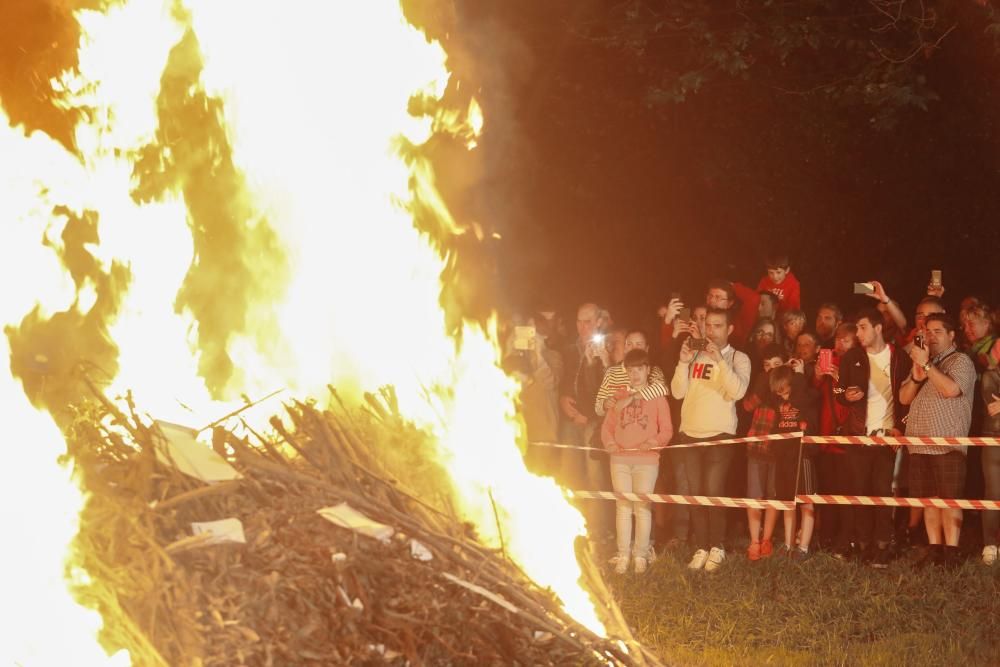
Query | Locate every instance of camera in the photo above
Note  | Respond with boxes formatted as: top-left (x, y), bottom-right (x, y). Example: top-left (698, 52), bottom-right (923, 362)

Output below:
top-left (591, 333), bottom-right (606, 346)
top-left (689, 337), bottom-right (708, 351)
top-left (914, 334), bottom-right (924, 349)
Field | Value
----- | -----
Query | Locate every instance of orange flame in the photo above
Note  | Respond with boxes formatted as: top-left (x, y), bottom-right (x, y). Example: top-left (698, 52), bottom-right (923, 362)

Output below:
top-left (0, 0), bottom-right (606, 656)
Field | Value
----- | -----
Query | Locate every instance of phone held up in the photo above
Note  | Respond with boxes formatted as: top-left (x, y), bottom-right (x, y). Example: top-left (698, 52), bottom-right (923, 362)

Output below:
top-left (914, 334), bottom-right (925, 349)
top-left (853, 282), bottom-right (875, 295)
top-left (818, 348), bottom-right (833, 373)
top-left (689, 337), bottom-right (709, 351)
top-left (677, 307), bottom-right (691, 323)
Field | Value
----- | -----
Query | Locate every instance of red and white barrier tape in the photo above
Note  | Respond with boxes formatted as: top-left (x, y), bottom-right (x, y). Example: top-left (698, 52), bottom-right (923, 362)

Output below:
top-left (531, 432), bottom-right (1000, 453)
top-left (565, 489), bottom-right (1000, 510)
top-left (566, 490), bottom-right (794, 510)
top-left (531, 432), bottom-right (805, 453)
top-left (801, 435), bottom-right (1000, 447)
top-left (797, 494), bottom-right (1000, 510)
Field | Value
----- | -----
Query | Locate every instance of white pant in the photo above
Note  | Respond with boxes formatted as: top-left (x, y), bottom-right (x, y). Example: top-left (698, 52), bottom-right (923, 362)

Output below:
top-left (610, 461), bottom-right (659, 557)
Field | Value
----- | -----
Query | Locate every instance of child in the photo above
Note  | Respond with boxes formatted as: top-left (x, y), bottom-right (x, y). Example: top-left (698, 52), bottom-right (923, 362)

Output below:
top-left (601, 349), bottom-right (673, 574)
top-left (743, 355), bottom-right (817, 560)
top-left (742, 344), bottom-right (788, 560)
top-left (757, 254), bottom-right (801, 316)
top-left (780, 310), bottom-right (806, 358)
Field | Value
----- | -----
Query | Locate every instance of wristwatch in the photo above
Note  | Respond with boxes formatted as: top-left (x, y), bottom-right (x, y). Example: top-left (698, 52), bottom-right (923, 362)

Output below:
top-left (922, 361), bottom-right (932, 372)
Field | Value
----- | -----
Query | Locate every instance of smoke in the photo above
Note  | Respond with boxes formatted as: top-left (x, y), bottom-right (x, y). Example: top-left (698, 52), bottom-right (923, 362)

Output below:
top-left (405, 1), bottom-right (543, 316)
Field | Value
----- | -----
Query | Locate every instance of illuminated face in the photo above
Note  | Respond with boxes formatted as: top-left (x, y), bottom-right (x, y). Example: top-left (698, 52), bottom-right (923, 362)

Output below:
top-left (835, 332), bottom-right (856, 357)
top-left (627, 363), bottom-right (650, 389)
top-left (961, 313), bottom-right (990, 344)
top-left (774, 379), bottom-right (792, 401)
top-left (758, 296), bottom-right (777, 319)
top-left (693, 306), bottom-right (708, 334)
top-left (855, 318), bottom-right (882, 349)
top-left (925, 319), bottom-right (955, 356)
top-left (753, 322), bottom-right (776, 349)
top-left (815, 307), bottom-right (839, 339)
top-left (767, 267), bottom-right (789, 284)
top-left (762, 356), bottom-right (785, 372)
top-left (795, 333), bottom-right (819, 363)
top-left (782, 316), bottom-right (805, 341)
top-left (608, 330), bottom-right (627, 364)
top-left (624, 332), bottom-right (648, 353)
top-left (576, 304), bottom-right (599, 341)
top-left (915, 303), bottom-right (943, 332)
top-left (706, 288), bottom-right (731, 310)
top-left (704, 312), bottom-right (732, 348)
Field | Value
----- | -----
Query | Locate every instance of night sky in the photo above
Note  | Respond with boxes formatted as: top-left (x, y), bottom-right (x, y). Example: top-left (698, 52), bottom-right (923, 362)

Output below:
top-left (441, 0), bottom-right (1000, 331)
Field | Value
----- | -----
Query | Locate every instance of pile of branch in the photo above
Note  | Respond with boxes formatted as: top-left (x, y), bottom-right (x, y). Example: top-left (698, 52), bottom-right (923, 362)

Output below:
top-left (66, 383), bottom-right (660, 666)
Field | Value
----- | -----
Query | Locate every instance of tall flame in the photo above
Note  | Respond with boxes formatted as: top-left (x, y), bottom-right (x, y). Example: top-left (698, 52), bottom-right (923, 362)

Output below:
top-left (1, 0), bottom-right (606, 656)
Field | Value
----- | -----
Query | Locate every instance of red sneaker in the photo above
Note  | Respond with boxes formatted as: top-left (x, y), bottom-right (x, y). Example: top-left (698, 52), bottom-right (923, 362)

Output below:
top-left (747, 542), bottom-right (761, 561)
top-left (760, 538), bottom-right (774, 558)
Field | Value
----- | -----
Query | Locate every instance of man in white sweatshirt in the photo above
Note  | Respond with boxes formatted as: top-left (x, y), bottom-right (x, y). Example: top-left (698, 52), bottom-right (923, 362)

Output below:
top-left (670, 307), bottom-right (751, 572)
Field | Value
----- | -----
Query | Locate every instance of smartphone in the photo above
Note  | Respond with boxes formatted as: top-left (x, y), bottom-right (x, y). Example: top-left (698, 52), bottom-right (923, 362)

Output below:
top-left (591, 333), bottom-right (606, 346)
top-left (513, 325), bottom-right (536, 351)
top-left (677, 307), bottom-right (691, 322)
top-left (914, 334), bottom-right (924, 349)
top-left (930, 269), bottom-right (942, 286)
top-left (689, 337), bottom-right (708, 351)
top-left (818, 348), bottom-right (833, 373)
top-left (670, 291), bottom-right (681, 301)
top-left (853, 282), bottom-right (875, 295)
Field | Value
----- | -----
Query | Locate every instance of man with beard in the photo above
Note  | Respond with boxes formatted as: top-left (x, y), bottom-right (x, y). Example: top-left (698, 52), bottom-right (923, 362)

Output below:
top-left (815, 303), bottom-right (843, 349)
top-left (900, 313), bottom-right (976, 567)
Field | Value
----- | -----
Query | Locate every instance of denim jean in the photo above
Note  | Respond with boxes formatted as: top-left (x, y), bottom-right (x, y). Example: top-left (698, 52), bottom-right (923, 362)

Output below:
top-left (610, 461), bottom-right (659, 557)
top-left (679, 433), bottom-right (735, 549)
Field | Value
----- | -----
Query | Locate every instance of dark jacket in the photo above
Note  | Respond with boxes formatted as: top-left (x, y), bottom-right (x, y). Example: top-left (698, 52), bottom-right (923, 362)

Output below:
top-left (836, 344), bottom-right (911, 435)
top-left (559, 340), bottom-right (606, 420)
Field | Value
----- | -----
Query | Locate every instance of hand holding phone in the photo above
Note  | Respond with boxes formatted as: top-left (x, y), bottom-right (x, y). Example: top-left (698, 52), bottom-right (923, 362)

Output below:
top-left (818, 348), bottom-right (833, 374)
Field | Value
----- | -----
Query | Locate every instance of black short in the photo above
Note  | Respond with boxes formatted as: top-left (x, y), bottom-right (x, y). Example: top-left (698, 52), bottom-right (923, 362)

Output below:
top-left (908, 452), bottom-right (967, 499)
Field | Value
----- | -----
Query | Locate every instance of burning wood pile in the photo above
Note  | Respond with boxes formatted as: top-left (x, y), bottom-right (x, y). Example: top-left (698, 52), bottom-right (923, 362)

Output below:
top-left (65, 381), bottom-right (658, 666)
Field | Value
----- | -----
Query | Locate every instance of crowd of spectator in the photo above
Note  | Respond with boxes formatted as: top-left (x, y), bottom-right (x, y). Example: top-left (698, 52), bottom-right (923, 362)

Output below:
top-left (501, 255), bottom-right (1000, 574)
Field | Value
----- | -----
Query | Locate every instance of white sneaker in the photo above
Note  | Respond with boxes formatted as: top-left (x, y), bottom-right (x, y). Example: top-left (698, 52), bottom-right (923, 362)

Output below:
top-left (633, 556), bottom-right (648, 574)
top-left (611, 554), bottom-right (629, 574)
top-left (704, 547), bottom-right (726, 572)
top-left (982, 545), bottom-right (998, 566)
top-left (687, 549), bottom-right (709, 570)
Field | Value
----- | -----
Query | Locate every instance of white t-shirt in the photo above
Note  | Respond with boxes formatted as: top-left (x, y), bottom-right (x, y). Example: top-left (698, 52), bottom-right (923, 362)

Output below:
top-left (865, 346), bottom-right (894, 434)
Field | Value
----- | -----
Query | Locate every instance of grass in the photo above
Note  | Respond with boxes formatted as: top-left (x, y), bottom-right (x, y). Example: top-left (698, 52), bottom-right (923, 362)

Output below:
top-left (606, 546), bottom-right (1000, 666)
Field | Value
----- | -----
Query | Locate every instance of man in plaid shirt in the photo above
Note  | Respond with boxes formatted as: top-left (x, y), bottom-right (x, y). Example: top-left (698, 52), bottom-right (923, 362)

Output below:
top-left (900, 313), bottom-right (976, 567)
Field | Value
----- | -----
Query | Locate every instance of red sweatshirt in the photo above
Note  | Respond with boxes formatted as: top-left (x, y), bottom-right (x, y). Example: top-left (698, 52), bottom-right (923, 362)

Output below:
top-left (601, 390), bottom-right (673, 465)
top-left (756, 271), bottom-right (801, 314)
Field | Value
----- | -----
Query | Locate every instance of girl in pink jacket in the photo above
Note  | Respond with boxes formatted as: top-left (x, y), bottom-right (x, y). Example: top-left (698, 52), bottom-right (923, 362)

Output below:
top-left (602, 349), bottom-right (674, 573)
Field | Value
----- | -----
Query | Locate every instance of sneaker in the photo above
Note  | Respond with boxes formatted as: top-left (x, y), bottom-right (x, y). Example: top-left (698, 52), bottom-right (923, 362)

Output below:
top-left (789, 547), bottom-right (813, 562)
top-left (747, 542), bottom-right (761, 561)
top-left (871, 547), bottom-right (891, 570)
top-left (633, 556), bottom-right (648, 574)
top-left (610, 554), bottom-right (629, 574)
top-left (760, 538), bottom-right (774, 558)
top-left (704, 547), bottom-right (726, 572)
top-left (777, 543), bottom-right (793, 558)
top-left (983, 545), bottom-right (998, 566)
top-left (687, 549), bottom-right (709, 570)
top-left (644, 545), bottom-right (659, 563)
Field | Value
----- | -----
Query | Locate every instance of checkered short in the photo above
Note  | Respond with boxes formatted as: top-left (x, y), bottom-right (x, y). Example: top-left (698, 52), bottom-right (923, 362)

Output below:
top-left (908, 451), bottom-right (967, 499)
